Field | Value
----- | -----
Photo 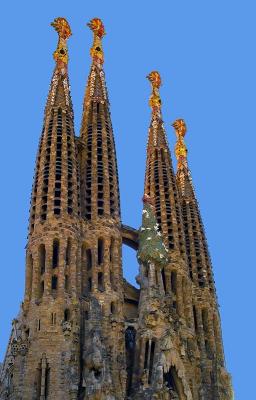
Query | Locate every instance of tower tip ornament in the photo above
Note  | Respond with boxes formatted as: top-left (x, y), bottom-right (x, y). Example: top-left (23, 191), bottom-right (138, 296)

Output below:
top-left (173, 118), bottom-right (188, 169)
top-left (51, 17), bottom-right (71, 67)
top-left (147, 71), bottom-right (162, 115)
top-left (87, 18), bottom-right (105, 65)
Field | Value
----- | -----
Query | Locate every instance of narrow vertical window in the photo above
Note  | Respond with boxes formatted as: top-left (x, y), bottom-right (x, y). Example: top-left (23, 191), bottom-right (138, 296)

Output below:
top-left (64, 309), bottom-right (70, 322)
top-left (193, 306), bottom-right (198, 333)
top-left (52, 239), bottom-right (59, 268)
top-left (110, 238), bottom-right (114, 262)
top-left (51, 276), bottom-right (58, 290)
top-left (98, 239), bottom-right (104, 265)
top-left (161, 268), bottom-right (167, 294)
top-left (86, 249), bottom-right (92, 270)
top-left (98, 272), bottom-right (104, 292)
top-left (148, 341), bottom-right (155, 384)
top-left (51, 313), bottom-right (56, 325)
top-left (202, 309), bottom-right (209, 335)
top-left (171, 271), bottom-right (177, 294)
top-left (144, 340), bottom-right (149, 369)
top-left (66, 238), bottom-right (71, 265)
top-left (39, 244), bottom-right (46, 274)
top-left (88, 277), bottom-right (92, 292)
top-left (110, 301), bottom-right (115, 314)
top-left (65, 275), bottom-right (69, 291)
top-left (40, 281), bottom-right (44, 298)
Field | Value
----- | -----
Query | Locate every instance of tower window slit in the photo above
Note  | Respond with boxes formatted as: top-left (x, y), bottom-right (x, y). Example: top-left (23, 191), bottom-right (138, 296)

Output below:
top-left (98, 272), bottom-right (104, 292)
top-left (171, 271), bottom-right (177, 294)
top-left (51, 276), bottom-right (58, 290)
top-left (161, 268), bottom-right (167, 294)
top-left (40, 281), bottom-right (44, 298)
top-left (39, 244), bottom-right (46, 274)
top-left (98, 239), bottom-right (104, 265)
top-left (193, 306), bottom-right (198, 332)
top-left (144, 340), bottom-right (149, 369)
top-left (64, 309), bottom-right (70, 322)
top-left (66, 239), bottom-right (71, 265)
top-left (148, 340), bottom-right (155, 384)
top-left (52, 239), bottom-right (59, 268)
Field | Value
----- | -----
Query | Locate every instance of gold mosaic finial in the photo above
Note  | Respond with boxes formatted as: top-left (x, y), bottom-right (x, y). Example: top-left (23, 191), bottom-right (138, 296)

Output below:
top-left (147, 71), bottom-right (162, 114)
top-left (87, 18), bottom-right (105, 64)
top-left (51, 18), bottom-right (72, 66)
top-left (173, 119), bottom-right (188, 169)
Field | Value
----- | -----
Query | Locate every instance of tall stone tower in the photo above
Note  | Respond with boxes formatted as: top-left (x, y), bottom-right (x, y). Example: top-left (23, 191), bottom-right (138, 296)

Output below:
top-left (0, 18), bottom-right (232, 400)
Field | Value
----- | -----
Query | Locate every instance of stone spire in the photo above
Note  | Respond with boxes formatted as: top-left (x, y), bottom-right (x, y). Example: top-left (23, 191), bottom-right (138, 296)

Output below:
top-left (173, 119), bottom-right (214, 290)
top-left (144, 72), bottom-right (186, 257)
top-left (78, 19), bottom-right (126, 399)
top-left (79, 18), bottom-right (120, 221)
top-left (173, 120), bottom-right (233, 398)
top-left (28, 17), bottom-right (80, 235)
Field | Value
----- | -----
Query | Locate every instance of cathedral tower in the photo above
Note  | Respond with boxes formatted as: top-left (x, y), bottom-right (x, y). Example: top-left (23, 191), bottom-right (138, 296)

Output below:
top-left (2, 18), bottom-right (82, 400)
top-left (78, 19), bottom-right (126, 399)
top-left (173, 119), bottom-right (232, 399)
top-left (0, 18), bottom-right (232, 400)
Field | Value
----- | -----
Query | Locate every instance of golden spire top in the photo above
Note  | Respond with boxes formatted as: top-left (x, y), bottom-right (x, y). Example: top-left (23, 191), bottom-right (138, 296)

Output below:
top-left (87, 18), bottom-right (106, 65)
top-left (173, 118), bottom-right (188, 170)
top-left (147, 71), bottom-right (162, 116)
top-left (51, 17), bottom-right (72, 67)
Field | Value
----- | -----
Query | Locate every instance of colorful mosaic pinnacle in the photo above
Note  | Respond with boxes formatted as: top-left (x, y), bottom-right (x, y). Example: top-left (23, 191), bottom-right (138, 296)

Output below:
top-left (87, 18), bottom-right (105, 64)
top-left (147, 71), bottom-right (162, 114)
top-left (173, 118), bottom-right (188, 169)
top-left (51, 17), bottom-right (72, 66)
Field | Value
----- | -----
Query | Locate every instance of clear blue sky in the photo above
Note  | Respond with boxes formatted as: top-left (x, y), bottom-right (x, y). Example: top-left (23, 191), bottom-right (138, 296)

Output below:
top-left (0, 1), bottom-right (255, 398)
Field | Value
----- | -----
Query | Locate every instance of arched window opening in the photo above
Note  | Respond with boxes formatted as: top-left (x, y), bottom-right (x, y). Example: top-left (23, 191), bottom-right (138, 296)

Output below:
top-left (64, 309), bottom-right (70, 322)
top-left (161, 268), bottom-right (167, 294)
top-left (171, 271), bottom-right (177, 294)
top-left (86, 249), bottom-right (92, 270)
top-left (66, 239), bottom-right (71, 265)
top-left (98, 239), bottom-right (104, 265)
top-left (39, 244), bottom-right (46, 274)
top-left (98, 272), bottom-right (104, 292)
top-left (51, 276), bottom-right (58, 290)
top-left (52, 239), bottom-right (59, 268)
top-left (125, 326), bottom-right (136, 396)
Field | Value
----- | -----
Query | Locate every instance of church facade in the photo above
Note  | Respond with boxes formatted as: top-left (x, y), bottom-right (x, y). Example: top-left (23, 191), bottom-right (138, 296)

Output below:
top-left (0, 18), bottom-right (233, 400)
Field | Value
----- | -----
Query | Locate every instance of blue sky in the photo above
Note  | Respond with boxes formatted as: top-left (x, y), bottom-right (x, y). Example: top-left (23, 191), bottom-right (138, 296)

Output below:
top-left (0, 1), bottom-right (255, 398)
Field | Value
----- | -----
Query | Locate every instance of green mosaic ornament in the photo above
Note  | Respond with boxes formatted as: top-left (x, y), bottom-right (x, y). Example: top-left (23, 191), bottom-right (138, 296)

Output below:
top-left (137, 200), bottom-right (168, 267)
